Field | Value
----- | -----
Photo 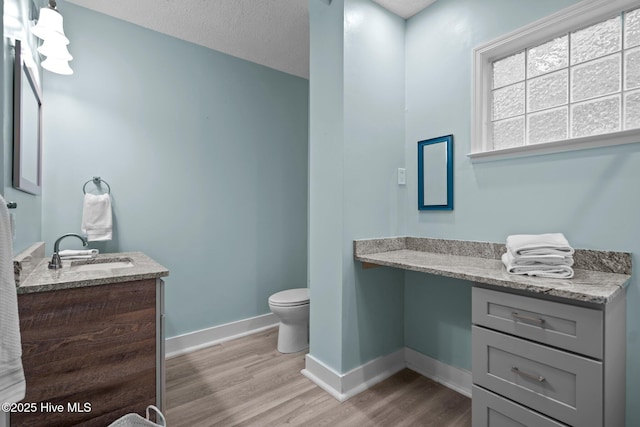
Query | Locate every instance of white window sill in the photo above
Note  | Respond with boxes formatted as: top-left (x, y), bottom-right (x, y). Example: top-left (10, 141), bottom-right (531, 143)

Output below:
top-left (467, 128), bottom-right (640, 162)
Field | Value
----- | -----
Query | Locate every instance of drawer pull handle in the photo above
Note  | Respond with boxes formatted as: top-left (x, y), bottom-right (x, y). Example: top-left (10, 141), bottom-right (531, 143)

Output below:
top-left (511, 312), bottom-right (545, 325)
top-left (511, 366), bottom-right (546, 383)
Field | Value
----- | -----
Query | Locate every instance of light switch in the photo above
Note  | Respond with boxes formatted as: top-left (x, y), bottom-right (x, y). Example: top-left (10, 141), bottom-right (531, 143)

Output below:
top-left (397, 168), bottom-right (406, 185)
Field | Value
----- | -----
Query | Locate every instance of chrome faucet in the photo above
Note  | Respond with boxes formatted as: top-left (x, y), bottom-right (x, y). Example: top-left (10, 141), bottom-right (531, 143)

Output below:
top-left (48, 233), bottom-right (88, 269)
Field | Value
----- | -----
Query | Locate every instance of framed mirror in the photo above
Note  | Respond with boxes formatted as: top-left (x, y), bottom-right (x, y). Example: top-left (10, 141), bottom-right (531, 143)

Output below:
top-left (418, 134), bottom-right (453, 210)
top-left (13, 39), bottom-right (43, 195)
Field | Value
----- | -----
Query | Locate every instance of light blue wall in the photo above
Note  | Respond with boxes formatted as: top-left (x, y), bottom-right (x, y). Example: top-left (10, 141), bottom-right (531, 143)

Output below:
top-left (308, 0), bottom-right (346, 370)
top-left (1, 0), bottom-right (6, 194)
top-left (342, 0), bottom-right (406, 371)
top-left (40, 3), bottom-right (309, 339)
top-left (404, 0), bottom-right (640, 424)
top-left (2, 0), bottom-right (44, 253)
top-left (308, 0), bottom-right (405, 373)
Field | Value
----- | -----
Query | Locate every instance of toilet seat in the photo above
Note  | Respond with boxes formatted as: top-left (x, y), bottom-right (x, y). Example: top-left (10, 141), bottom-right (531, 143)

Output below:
top-left (269, 288), bottom-right (309, 307)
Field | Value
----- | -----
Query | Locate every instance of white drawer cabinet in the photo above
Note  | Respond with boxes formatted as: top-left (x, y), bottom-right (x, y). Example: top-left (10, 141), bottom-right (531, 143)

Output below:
top-left (472, 286), bottom-right (626, 427)
top-left (472, 385), bottom-right (568, 427)
top-left (473, 326), bottom-right (602, 426)
top-left (472, 287), bottom-right (603, 358)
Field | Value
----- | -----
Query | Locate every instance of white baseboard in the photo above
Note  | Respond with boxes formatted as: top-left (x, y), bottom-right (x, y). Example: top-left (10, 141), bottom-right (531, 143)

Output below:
top-left (301, 349), bottom-right (406, 402)
top-left (165, 312), bottom-right (278, 359)
top-left (301, 355), bottom-right (344, 400)
top-left (166, 314), bottom-right (472, 402)
top-left (303, 347), bottom-right (472, 402)
top-left (405, 347), bottom-right (472, 397)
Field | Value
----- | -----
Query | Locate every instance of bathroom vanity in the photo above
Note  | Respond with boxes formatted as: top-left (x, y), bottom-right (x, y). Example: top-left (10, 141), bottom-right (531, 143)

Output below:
top-left (354, 237), bottom-right (631, 427)
top-left (12, 249), bottom-right (168, 427)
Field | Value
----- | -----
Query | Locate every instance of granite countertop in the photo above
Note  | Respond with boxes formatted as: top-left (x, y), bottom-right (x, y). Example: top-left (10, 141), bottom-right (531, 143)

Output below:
top-left (354, 237), bottom-right (632, 305)
top-left (17, 251), bottom-right (169, 294)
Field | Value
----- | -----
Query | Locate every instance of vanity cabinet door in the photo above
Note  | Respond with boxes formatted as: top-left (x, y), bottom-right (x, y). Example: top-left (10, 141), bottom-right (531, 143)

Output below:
top-left (13, 279), bottom-right (157, 427)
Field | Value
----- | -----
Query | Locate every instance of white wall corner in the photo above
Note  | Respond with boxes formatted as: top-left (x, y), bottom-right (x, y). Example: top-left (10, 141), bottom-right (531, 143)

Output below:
top-left (301, 354), bottom-right (345, 401)
top-left (165, 313), bottom-right (278, 359)
top-left (302, 349), bottom-right (406, 402)
top-left (405, 347), bottom-right (472, 397)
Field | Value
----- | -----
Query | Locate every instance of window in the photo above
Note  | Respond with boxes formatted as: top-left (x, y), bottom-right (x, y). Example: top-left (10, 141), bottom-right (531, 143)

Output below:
top-left (471, 0), bottom-right (640, 160)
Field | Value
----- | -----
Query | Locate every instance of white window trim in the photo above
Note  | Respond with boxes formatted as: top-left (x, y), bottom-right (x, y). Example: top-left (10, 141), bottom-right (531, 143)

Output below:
top-left (470, 0), bottom-right (640, 162)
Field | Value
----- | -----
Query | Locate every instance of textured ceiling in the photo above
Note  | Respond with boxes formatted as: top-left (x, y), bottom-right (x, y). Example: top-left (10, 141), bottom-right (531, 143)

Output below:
top-left (64, 0), bottom-right (437, 79)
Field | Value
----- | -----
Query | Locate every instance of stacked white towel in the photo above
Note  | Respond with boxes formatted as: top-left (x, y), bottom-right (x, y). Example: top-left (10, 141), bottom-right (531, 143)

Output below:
top-left (0, 195), bottom-right (25, 404)
top-left (59, 249), bottom-right (99, 260)
top-left (503, 233), bottom-right (575, 279)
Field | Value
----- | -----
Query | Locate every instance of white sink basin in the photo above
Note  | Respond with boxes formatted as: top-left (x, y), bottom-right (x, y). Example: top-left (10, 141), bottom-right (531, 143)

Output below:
top-left (68, 259), bottom-right (134, 272)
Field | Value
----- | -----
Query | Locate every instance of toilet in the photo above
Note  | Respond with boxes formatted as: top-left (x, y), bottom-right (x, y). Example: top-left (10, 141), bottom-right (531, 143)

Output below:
top-left (268, 288), bottom-right (310, 353)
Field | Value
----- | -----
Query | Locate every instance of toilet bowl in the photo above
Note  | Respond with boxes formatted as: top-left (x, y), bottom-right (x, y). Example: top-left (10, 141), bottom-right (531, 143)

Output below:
top-left (268, 288), bottom-right (309, 353)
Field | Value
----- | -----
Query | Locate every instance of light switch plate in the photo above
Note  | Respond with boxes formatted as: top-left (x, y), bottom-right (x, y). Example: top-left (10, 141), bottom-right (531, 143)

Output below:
top-left (397, 168), bottom-right (406, 185)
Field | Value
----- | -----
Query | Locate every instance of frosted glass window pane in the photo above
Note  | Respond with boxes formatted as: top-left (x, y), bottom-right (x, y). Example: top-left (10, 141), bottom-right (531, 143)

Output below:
top-left (527, 70), bottom-right (568, 112)
top-left (493, 51), bottom-right (525, 89)
top-left (492, 117), bottom-right (525, 150)
top-left (625, 47), bottom-right (640, 90)
top-left (571, 54), bottom-right (621, 102)
top-left (624, 90), bottom-right (640, 130)
top-left (492, 83), bottom-right (525, 120)
top-left (527, 36), bottom-right (568, 78)
top-left (571, 16), bottom-right (621, 65)
top-left (571, 95), bottom-right (620, 138)
top-left (625, 8), bottom-right (640, 48)
top-left (527, 107), bottom-right (568, 145)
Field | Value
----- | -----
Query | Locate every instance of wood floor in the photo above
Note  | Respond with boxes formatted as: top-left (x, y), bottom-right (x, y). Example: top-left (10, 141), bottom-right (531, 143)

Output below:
top-left (166, 328), bottom-right (471, 427)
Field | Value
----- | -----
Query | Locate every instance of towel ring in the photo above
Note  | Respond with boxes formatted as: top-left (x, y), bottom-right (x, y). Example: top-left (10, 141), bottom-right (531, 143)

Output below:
top-left (83, 176), bottom-right (111, 195)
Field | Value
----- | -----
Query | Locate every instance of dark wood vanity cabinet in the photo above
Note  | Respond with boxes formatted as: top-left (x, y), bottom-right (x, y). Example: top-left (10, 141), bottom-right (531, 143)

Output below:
top-left (12, 278), bottom-right (164, 427)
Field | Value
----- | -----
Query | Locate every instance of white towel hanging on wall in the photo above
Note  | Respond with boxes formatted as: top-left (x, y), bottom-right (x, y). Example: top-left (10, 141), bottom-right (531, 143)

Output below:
top-left (0, 194), bottom-right (25, 404)
top-left (81, 193), bottom-right (112, 241)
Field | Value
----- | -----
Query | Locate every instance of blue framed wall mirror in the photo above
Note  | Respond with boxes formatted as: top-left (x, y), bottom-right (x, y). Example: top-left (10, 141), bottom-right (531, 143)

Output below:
top-left (418, 134), bottom-right (453, 211)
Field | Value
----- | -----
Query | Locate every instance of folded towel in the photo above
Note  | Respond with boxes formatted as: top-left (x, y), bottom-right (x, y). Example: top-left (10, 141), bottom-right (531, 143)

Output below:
top-left (502, 253), bottom-right (574, 278)
top-left (505, 249), bottom-right (574, 267)
top-left (0, 195), bottom-right (25, 403)
top-left (506, 233), bottom-right (575, 257)
top-left (59, 249), bottom-right (99, 259)
top-left (81, 193), bottom-right (112, 242)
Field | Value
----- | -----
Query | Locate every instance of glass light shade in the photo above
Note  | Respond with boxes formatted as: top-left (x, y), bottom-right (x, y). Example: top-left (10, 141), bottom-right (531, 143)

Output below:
top-left (38, 39), bottom-right (73, 60)
top-left (31, 7), bottom-right (69, 45)
top-left (41, 57), bottom-right (73, 75)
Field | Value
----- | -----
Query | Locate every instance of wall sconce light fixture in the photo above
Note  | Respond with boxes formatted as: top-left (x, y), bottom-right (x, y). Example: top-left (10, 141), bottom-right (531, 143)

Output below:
top-left (32, 0), bottom-right (73, 75)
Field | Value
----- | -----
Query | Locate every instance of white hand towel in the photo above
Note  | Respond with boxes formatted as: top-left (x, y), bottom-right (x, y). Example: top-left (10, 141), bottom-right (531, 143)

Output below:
top-left (502, 253), bottom-right (574, 278)
top-left (0, 195), bottom-right (25, 403)
top-left (506, 233), bottom-right (575, 257)
top-left (59, 249), bottom-right (99, 259)
top-left (505, 249), bottom-right (574, 267)
top-left (81, 193), bottom-right (112, 241)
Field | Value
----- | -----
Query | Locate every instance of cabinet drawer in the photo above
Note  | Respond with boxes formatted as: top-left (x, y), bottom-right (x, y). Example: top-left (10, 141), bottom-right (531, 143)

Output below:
top-left (472, 385), bottom-right (568, 427)
top-left (473, 326), bottom-right (602, 427)
top-left (472, 287), bottom-right (603, 358)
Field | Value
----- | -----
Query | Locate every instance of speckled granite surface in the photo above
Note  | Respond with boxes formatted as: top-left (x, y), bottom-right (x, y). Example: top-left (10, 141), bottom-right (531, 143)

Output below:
top-left (17, 252), bottom-right (169, 294)
top-left (354, 237), bottom-right (631, 304)
top-left (13, 242), bottom-right (45, 286)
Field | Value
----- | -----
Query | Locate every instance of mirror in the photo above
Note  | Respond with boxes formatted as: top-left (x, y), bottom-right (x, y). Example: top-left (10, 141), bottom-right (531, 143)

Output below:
top-left (418, 134), bottom-right (453, 210)
top-left (13, 39), bottom-right (43, 195)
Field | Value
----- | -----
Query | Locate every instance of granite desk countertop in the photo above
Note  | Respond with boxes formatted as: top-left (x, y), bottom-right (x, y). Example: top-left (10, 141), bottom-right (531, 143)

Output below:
top-left (354, 237), bottom-right (632, 305)
top-left (17, 251), bottom-right (169, 294)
